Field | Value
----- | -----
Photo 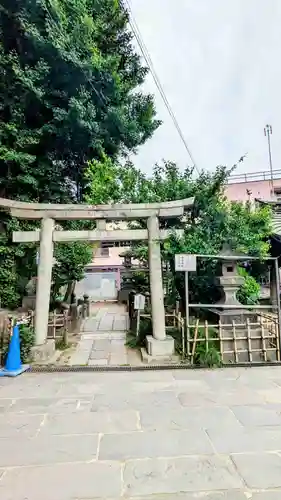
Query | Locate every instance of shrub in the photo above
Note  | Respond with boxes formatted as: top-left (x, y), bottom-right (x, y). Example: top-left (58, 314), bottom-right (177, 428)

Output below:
top-left (19, 324), bottom-right (35, 362)
top-left (3, 323), bottom-right (34, 364)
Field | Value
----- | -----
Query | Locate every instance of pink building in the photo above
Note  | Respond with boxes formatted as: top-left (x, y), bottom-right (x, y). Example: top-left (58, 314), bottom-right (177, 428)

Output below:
top-left (226, 169), bottom-right (281, 202)
top-left (76, 221), bottom-right (138, 301)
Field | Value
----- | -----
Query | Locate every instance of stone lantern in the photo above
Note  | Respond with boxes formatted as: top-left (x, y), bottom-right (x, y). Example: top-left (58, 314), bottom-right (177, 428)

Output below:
top-left (211, 243), bottom-right (250, 325)
top-left (123, 253), bottom-right (132, 269)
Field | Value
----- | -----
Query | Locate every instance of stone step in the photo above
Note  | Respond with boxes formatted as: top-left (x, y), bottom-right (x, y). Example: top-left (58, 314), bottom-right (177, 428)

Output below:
top-left (81, 332), bottom-right (126, 341)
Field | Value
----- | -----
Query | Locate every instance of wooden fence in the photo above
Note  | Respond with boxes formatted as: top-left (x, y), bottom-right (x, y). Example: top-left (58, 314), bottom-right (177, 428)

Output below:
top-left (137, 310), bottom-right (280, 365)
top-left (0, 298), bottom-right (90, 364)
top-left (187, 317), bottom-right (280, 364)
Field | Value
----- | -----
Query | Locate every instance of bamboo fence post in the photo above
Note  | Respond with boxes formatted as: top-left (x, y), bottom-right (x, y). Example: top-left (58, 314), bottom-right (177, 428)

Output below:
top-left (53, 311), bottom-right (56, 339)
top-left (218, 320), bottom-right (223, 358)
top-left (246, 318), bottom-right (252, 363)
top-left (191, 319), bottom-right (199, 365)
top-left (275, 317), bottom-right (281, 361)
top-left (232, 320), bottom-right (238, 363)
top-left (178, 312), bottom-right (185, 356)
top-left (63, 310), bottom-right (68, 346)
top-left (181, 318), bottom-right (185, 358)
top-left (205, 320), bottom-right (208, 353)
top-left (259, 316), bottom-right (267, 362)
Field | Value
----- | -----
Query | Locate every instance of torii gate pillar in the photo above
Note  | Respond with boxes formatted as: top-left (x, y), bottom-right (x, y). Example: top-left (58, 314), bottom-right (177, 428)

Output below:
top-left (35, 217), bottom-right (55, 346)
top-left (146, 214), bottom-right (175, 358)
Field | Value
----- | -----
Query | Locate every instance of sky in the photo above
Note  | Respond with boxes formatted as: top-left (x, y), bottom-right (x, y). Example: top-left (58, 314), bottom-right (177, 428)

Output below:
top-left (129, 0), bottom-right (281, 176)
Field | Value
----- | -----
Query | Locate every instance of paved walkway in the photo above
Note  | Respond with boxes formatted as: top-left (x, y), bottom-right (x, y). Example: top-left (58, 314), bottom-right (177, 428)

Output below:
top-left (68, 303), bottom-right (141, 366)
top-left (1, 366), bottom-right (281, 498)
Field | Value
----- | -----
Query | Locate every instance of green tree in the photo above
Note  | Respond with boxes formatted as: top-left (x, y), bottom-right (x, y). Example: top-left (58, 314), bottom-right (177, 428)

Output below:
top-left (70, 155), bottom-right (273, 309)
top-left (52, 240), bottom-right (93, 303)
top-left (0, 0), bottom-right (160, 307)
top-left (123, 161), bottom-right (272, 309)
top-left (0, 0), bottom-right (160, 201)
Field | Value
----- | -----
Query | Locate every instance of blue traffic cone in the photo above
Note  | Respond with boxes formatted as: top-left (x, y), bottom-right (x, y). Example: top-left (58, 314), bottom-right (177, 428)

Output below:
top-left (0, 324), bottom-right (30, 377)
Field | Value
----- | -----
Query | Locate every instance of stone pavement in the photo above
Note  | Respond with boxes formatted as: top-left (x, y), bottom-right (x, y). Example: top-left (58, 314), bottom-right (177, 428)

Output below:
top-left (68, 303), bottom-right (141, 366)
top-left (1, 367), bottom-right (281, 498)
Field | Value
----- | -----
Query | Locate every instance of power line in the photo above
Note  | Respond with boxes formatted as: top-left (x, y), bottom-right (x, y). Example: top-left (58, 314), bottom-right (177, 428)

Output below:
top-left (122, 0), bottom-right (199, 172)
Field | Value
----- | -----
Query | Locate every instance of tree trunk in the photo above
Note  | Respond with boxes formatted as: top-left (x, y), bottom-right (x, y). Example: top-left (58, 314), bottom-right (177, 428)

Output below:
top-left (63, 281), bottom-right (75, 303)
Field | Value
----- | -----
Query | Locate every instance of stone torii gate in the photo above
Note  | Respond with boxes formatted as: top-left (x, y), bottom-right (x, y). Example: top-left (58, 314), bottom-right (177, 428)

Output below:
top-left (0, 197), bottom-right (193, 359)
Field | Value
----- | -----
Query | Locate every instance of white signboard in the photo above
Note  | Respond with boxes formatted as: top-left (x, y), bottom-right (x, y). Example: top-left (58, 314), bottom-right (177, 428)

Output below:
top-left (175, 254), bottom-right (197, 272)
top-left (134, 294), bottom-right (145, 310)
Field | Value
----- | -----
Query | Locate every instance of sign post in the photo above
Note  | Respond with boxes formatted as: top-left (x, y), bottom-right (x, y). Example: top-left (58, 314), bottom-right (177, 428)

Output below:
top-left (134, 294), bottom-right (146, 340)
top-left (175, 254), bottom-right (197, 356)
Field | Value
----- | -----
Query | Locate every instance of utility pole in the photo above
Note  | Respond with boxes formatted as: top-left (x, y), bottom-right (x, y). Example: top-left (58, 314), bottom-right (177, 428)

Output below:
top-left (264, 124), bottom-right (274, 195)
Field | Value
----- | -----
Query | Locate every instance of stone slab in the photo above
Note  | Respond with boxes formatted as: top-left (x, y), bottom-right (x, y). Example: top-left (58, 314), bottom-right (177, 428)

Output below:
top-left (113, 317), bottom-right (128, 330)
top-left (207, 427), bottom-right (281, 454)
top-left (77, 339), bottom-right (94, 349)
top-left (0, 399), bottom-right (14, 413)
top-left (0, 379), bottom-right (62, 398)
top-left (251, 492), bottom-right (281, 499)
top-left (40, 410), bottom-right (138, 434)
top-left (82, 319), bottom-right (98, 331)
top-left (232, 452), bottom-right (281, 489)
top-left (231, 404), bottom-right (281, 426)
top-left (116, 494), bottom-right (247, 500)
top-left (109, 353), bottom-right (128, 365)
top-left (0, 413), bottom-right (44, 437)
top-left (91, 390), bottom-right (181, 412)
top-left (56, 382), bottom-right (101, 397)
top-left (0, 434), bottom-right (98, 467)
top-left (123, 456), bottom-right (244, 496)
top-left (90, 349), bottom-right (109, 360)
top-left (68, 351), bottom-right (90, 365)
top-left (3, 367), bottom-right (281, 498)
top-left (140, 406), bottom-right (241, 430)
top-left (99, 315), bottom-right (114, 330)
top-left (93, 339), bottom-right (111, 351)
top-left (0, 461), bottom-right (121, 500)
top-left (99, 428), bottom-right (213, 460)
top-left (179, 389), bottom-right (266, 407)
top-left (7, 397), bottom-right (82, 414)
top-left (88, 358), bottom-right (108, 366)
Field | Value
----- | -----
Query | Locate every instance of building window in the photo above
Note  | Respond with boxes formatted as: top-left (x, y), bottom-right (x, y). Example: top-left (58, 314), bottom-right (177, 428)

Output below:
top-left (274, 188), bottom-right (281, 201)
top-left (96, 247), bottom-right (109, 257)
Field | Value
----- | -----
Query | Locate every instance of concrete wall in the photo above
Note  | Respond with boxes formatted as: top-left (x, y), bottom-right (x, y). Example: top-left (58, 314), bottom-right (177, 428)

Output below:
top-left (225, 178), bottom-right (281, 202)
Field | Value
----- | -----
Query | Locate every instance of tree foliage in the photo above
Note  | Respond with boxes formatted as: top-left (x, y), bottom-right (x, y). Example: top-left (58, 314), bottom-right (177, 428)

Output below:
top-left (0, 0), bottom-right (160, 307)
top-left (110, 160), bottom-right (272, 309)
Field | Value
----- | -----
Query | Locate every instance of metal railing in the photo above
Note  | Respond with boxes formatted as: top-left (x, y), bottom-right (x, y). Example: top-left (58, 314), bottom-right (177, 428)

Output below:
top-left (228, 169), bottom-right (281, 184)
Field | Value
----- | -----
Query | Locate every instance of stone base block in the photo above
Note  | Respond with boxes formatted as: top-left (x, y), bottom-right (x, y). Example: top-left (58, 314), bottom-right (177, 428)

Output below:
top-left (143, 335), bottom-right (176, 363)
top-left (30, 339), bottom-right (55, 363)
top-left (141, 348), bottom-right (179, 364)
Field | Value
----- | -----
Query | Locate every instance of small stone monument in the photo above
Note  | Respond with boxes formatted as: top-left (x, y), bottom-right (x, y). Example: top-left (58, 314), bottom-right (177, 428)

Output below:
top-left (22, 277), bottom-right (37, 310)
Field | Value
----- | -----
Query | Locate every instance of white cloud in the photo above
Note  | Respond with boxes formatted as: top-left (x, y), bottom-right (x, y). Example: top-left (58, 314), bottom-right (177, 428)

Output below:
top-left (129, 0), bottom-right (281, 175)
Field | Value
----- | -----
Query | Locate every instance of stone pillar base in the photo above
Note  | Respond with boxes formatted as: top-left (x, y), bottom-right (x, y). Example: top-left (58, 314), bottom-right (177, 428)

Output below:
top-left (30, 339), bottom-right (56, 363)
top-left (141, 335), bottom-right (177, 364)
